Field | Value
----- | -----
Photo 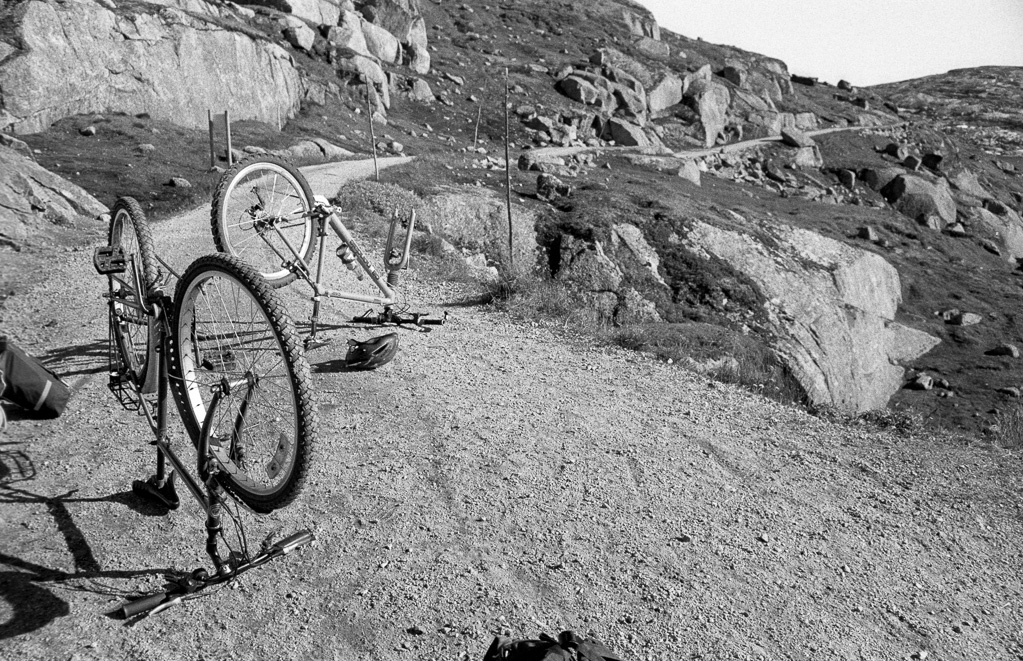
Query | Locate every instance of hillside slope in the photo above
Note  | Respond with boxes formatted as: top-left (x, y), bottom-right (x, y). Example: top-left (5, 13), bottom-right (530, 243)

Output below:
top-left (0, 161), bottom-right (1021, 659)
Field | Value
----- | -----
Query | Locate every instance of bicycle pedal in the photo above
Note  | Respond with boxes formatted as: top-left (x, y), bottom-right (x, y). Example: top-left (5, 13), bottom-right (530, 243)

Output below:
top-left (303, 336), bottom-right (332, 351)
top-left (93, 246), bottom-right (126, 275)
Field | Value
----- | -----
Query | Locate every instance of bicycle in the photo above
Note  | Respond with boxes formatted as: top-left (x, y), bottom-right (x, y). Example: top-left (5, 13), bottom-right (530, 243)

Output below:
top-left (96, 197), bottom-right (317, 617)
top-left (210, 155), bottom-right (444, 347)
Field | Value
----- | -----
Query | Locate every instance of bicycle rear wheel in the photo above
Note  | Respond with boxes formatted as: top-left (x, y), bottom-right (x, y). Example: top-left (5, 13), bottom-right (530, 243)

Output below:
top-left (107, 197), bottom-right (158, 393)
top-left (166, 254), bottom-right (317, 512)
top-left (211, 156), bottom-right (316, 288)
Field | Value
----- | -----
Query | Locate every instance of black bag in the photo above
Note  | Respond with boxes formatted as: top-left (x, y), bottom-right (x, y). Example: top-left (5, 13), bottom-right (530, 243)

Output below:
top-left (0, 336), bottom-right (71, 418)
top-left (483, 631), bottom-right (623, 661)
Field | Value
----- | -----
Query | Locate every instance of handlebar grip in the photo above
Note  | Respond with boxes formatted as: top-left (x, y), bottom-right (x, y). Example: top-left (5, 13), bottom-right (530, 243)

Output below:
top-left (273, 530), bottom-right (315, 555)
top-left (352, 315), bottom-right (379, 324)
top-left (419, 317), bottom-right (444, 326)
top-left (121, 592), bottom-right (168, 618)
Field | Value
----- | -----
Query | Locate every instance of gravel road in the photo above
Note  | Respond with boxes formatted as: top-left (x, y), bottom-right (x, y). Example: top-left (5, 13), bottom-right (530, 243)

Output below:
top-left (1, 159), bottom-right (1021, 661)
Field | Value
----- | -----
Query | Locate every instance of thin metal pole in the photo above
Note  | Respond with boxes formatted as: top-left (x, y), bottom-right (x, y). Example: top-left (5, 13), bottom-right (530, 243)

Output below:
top-left (225, 110), bottom-right (233, 167)
top-left (504, 68), bottom-right (513, 269)
top-left (366, 83), bottom-right (379, 182)
top-left (208, 110), bottom-right (215, 169)
top-left (473, 102), bottom-right (482, 151)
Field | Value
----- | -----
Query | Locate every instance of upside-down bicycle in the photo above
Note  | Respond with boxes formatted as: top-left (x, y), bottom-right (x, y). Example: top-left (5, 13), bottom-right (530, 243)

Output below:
top-left (95, 197), bottom-right (317, 617)
top-left (210, 155), bottom-right (444, 347)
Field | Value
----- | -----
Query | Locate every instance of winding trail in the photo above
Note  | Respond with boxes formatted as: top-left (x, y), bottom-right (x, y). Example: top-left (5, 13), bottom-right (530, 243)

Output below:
top-left (0, 151), bottom-right (1020, 661)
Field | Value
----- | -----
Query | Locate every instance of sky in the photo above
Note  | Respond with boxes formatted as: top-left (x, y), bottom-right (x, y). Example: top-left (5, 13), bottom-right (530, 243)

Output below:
top-left (637, 0), bottom-right (1023, 86)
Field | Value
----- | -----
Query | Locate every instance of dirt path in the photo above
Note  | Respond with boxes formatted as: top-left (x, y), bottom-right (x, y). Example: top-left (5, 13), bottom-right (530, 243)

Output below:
top-left (1, 158), bottom-right (1021, 660)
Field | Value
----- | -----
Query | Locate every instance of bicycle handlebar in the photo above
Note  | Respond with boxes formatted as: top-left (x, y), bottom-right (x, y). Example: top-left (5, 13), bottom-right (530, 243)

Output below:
top-left (119, 529), bottom-right (315, 618)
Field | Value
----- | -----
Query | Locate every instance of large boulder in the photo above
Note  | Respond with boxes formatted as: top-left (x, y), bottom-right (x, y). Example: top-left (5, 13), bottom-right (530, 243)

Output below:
top-left (0, 0), bottom-right (302, 134)
top-left (681, 219), bottom-right (940, 412)
top-left (607, 118), bottom-right (650, 147)
top-left (242, 0), bottom-right (342, 25)
top-left (881, 175), bottom-right (957, 228)
top-left (0, 143), bottom-right (107, 245)
top-left (647, 74), bottom-right (684, 114)
top-left (683, 78), bottom-right (731, 148)
top-left (421, 186), bottom-right (538, 268)
top-left (356, 0), bottom-right (430, 73)
top-left (970, 206), bottom-right (1023, 263)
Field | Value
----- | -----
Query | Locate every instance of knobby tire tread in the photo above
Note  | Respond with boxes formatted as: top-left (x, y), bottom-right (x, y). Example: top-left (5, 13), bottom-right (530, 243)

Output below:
top-left (210, 155), bottom-right (316, 289)
top-left (108, 196), bottom-right (158, 389)
top-left (166, 254), bottom-right (318, 512)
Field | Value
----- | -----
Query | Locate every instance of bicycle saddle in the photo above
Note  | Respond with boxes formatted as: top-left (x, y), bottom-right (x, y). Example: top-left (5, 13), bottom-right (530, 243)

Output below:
top-left (345, 333), bottom-right (399, 370)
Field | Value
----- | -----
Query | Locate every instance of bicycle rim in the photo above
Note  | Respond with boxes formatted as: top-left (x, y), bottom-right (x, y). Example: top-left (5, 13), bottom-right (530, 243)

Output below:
top-left (211, 157), bottom-right (315, 288)
top-left (107, 197), bottom-right (158, 392)
top-left (167, 254), bottom-right (316, 512)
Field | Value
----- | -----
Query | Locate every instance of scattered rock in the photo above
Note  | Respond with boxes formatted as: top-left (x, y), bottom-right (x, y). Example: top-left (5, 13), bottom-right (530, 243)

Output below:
top-left (780, 127), bottom-right (815, 148)
top-left (996, 386), bottom-right (1022, 398)
top-left (906, 373), bottom-right (934, 391)
top-left (945, 222), bottom-right (967, 237)
top-left (837, 169), bottom-right (856, 189)
top-left (79, 125), bottom-right (96, 137)
top-left (677, 160), bottom-right (701, 186)
top-left (167, 177), bottom-right (192, 188)
top-left (857, 226), bottom-right (878, 242)
top-left (947, 311), bottom-right (982, 326)
top-left (536, 173), bottom-right (573, 202)
top-left (880, 175), bottom-right (957, 228)
top-left (986, 344), bottom-right (1021, 358)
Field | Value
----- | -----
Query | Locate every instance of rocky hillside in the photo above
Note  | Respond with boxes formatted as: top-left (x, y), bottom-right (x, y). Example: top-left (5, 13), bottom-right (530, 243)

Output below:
top-left (872, 66), bottom-right (1023, 158)
top-left (1, 0), bottom-right (1022, 440)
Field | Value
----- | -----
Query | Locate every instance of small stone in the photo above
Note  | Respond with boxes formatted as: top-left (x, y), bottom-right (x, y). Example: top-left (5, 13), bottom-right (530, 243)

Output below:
top-left (906, 373), bottom-right (934, 391)
top-left (678, 533), bottom-right (692, 543)
top-left (902, 154), bottom-right (922, 171)
top-left (945, 222), bottom-right (967, 237)
top-left (857, 226), bottom-right (878, 242)
top-left (407, 625), bottom-right (425, 635)
top-left (996, 386), bottom-right (1022, 398)
top-left (168, 177), bottom-right (192, 188)
top-left (136, 143), bottom-right (156, 153)
top-left (987, 343), bottom-right (1021, 358)
top-left (756, 533), bottom-right (769, 543)
top-left (79, 125), bottom-right (97, 136)
top-left (949, 311), bottom-right (983, 326)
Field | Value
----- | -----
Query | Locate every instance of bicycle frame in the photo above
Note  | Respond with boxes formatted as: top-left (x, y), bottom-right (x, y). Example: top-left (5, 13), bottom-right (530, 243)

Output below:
top-left (255, 195), bottom-right (416, 338)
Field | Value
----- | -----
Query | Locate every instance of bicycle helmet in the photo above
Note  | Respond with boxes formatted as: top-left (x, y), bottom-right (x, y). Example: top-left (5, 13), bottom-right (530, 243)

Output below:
top-left (345, 333), bottom-right (399, 370)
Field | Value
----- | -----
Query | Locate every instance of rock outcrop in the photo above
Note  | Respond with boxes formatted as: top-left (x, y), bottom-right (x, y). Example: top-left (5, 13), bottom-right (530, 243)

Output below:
top-left (681, 218), bottom-right (940, 412)
top-left (0, 0), bottom-right (303, 134)
top-left (0, 143), bottom-right (107, 247)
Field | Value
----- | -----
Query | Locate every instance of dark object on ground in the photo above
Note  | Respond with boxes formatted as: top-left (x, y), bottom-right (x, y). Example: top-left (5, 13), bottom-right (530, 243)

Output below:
top-left (345, 333), bottom-right (399, 370)
top-left (0, 335), bottom-right (71, 418)
top-left (483, 630), bottom-right (623, 661)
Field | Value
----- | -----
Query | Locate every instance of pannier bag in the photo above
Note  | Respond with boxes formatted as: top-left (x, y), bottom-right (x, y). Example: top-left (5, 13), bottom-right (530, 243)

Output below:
top-left (483, 631), bottom-right (623, 661)
top-left (0, 336), bottom-right (71, 418)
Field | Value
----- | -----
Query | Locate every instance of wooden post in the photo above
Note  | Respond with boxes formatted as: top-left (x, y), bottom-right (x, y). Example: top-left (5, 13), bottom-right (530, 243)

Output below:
top-left (473, 102), bottom-right (482, 151)
top-left (366, 83), bottom-right (379, 182)
top-left (504, 68), bottom-right (513, 269)
top-left (225, 110), bottom-right (233, 167)
top-left (207, 110), bottom-right (216, 169)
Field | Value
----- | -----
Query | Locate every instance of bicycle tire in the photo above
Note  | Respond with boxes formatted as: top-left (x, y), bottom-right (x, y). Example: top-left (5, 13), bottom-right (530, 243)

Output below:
top-left (107, 197), bottom-right (159, 392)
top-left (211, 155), bottom-right (316, 288)
top-left (166, 253), bottom-right (317, 512)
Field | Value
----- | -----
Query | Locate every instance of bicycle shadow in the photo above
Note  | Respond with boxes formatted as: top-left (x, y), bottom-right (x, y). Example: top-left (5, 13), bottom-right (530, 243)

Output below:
top-left (0, 443), bottom-right (176, 638)
top-left (36, 338), bottom-right (108, 379)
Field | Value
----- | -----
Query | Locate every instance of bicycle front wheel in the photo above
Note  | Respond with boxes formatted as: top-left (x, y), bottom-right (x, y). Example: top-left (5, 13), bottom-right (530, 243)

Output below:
top-left (107, 197), bottom-right (158, 393)
top-left (211, 156), bottom-right (316, 288)
top-left (167, 254), bottom-right (317, 512)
